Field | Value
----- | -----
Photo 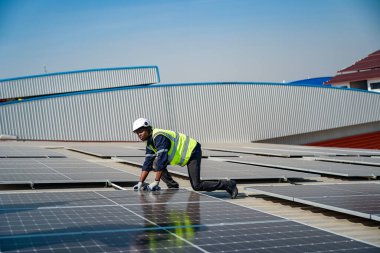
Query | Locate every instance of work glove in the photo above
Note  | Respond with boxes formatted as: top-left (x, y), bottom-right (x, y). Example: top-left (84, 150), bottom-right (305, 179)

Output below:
top-left (147, 180), bottom-right (161, 191)
top-left (133, 182), bottom-right (148, 191)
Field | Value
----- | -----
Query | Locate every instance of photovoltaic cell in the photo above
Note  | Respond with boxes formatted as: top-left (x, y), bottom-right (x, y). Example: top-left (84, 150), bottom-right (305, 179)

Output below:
top-left (0, 158), bottom-right (138, 185)
top-left (0, 189), bottom-right (378, 252)
top-left (112, 157), bottom-right (320, 180)
top-left (246, 183), bottom-right (380, 221)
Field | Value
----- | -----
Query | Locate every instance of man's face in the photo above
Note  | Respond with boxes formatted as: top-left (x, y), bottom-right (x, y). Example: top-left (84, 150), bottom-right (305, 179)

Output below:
top-left (134, 127), bottom-right (150, 141)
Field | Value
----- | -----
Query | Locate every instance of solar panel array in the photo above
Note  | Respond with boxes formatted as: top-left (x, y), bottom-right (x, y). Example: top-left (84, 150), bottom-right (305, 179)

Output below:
top-left (207, 145), bottom-right (380, 157)
top-left (0, 146), bottom-right (66, 158)
top-left (0, 158), bottom-right (138, 185)
top-left (68, 146), bottom-right (242, 159)
top-left (1, 189), bottom-right (378, 252)
top-left (220, 155), bottom-right (380, 178)
top-left (246, 183), bottom-right (380, 221)
top-left (112, 157), bottom-right (320, 181)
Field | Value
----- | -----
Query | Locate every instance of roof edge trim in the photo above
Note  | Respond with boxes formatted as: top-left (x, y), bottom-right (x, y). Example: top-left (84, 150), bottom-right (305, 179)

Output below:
top-left (0, 66), bottom-right (160, 82)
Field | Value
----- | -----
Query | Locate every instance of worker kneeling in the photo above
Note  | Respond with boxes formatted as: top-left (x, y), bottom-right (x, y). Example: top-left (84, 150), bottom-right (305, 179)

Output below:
top-left (132, 118), bottom-right (238, 199)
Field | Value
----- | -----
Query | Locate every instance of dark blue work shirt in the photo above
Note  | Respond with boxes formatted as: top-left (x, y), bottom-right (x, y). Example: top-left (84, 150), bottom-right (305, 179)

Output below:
top-left (142, 134), bottom-right (171, 172)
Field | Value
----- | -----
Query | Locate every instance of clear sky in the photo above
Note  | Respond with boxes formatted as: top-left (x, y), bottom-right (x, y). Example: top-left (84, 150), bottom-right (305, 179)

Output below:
top-left (0, 0), bottom-right (379, 83)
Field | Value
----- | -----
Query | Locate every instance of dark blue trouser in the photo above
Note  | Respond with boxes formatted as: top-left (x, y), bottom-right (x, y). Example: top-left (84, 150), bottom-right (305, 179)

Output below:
top-left (187, 143), bottom-right (228, 191)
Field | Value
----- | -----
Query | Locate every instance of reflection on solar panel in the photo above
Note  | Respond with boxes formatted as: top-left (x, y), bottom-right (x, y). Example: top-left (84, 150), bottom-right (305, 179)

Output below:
top-left (315, 156), bottom-right (380, 167)
top-left (1, 189), bottom-right (378, 252)
top-left (0, 146), bottom-right (66, 158)
top-left (112, 157), bottom-right (319, 181)
top-left (0, 158), bottom-right (138, 185)
top-left (246, 183), bottom-right (380, 221)
top-left (221, 155), bottom-right (380, 178)
top-left (209, 145), bottom-right (380, 157)
top-left (66, 146), bottom-right (146, 158)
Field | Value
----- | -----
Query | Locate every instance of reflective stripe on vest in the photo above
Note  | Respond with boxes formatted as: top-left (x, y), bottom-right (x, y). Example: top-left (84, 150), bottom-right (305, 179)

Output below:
top-left (150, 128), bottom-right (197, 166)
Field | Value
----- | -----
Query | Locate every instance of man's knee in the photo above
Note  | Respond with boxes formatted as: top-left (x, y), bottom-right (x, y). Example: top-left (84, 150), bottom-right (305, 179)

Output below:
top-left (192, 183), bottom-right (203, 191)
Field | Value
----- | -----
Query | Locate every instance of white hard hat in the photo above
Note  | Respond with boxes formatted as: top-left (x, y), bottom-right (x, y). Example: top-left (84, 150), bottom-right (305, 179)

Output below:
top-left (133, 118), bottom-right (152, 132)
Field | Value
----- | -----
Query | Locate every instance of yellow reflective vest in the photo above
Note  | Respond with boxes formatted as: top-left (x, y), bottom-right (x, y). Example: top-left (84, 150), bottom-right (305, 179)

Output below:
top-left (149, 128), bottom-right (198, 166)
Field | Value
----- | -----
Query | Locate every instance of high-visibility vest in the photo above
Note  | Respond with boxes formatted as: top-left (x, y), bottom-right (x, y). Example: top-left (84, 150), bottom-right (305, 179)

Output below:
top-left (149, 128), bottom-right (198, 166)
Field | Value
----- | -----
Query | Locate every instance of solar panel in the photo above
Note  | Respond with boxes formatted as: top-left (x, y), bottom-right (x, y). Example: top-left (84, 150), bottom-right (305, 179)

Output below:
top-left (315, 156), bottom-right (380, 167)
top-left (286, 144), bottom-right (380, 157)
top-left (112, 156), bottom-right (143, 167)
top-left (220, 155), bottom-right (380, 178)
top-left (1, 189), bottom-right (378, 252)
top-left (0, 158), bottom-right (138, 185)
top-left (0, 145), bottom-right (66, 158)
top-left (246, 183), bottom-right (380, 221)
top-left (202, 150), bottom-right (241, 157)
top-left (248, 143), bottom-right (380, 157)
top-left (66, 146), bottom-right (146, 158)
top-left (209, 145), bottom-right (380, 157)
top-left (112, 157), bottom-right (320, 181)
top-left (207, 147), bottom-right (320, 157)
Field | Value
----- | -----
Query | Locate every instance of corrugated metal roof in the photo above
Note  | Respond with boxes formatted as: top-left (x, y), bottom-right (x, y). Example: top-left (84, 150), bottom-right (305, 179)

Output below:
top-left (0, 66), bottom-right (160, 100)
top-left (289, 77), bottom-right (332, 86)
top-left (1, 83), bottom-right (379, 142)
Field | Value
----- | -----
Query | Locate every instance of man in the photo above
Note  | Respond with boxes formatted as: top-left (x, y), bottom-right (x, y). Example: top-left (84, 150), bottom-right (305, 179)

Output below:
top-left (132, 118), bottom-right (238, 199)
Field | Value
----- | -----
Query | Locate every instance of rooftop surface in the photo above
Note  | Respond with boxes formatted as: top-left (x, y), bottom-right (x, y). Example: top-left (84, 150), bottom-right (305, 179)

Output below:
top-left (1, 141), bottom-right (379, 252)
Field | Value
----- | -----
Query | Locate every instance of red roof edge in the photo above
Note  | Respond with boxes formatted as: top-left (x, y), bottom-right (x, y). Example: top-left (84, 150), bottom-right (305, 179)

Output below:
top-left (305, 131), bottom-right (380, 150)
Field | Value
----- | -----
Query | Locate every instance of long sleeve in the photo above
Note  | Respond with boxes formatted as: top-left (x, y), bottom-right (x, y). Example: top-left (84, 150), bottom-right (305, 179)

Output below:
top-left (151, 135), bottom-right (171, 171)
top-left (142, 143), bottom-right (156, 172)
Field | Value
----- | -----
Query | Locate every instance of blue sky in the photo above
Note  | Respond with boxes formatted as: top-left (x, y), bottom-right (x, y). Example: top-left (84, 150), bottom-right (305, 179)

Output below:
top-left (0, 0), bottom-right (379, 83)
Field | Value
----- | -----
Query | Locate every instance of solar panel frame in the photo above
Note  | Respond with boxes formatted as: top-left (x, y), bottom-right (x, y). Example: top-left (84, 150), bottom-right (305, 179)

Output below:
top-left (0, 189), bottom-right (379, 252)
top-left (246, 183), bottom-right (380, 221)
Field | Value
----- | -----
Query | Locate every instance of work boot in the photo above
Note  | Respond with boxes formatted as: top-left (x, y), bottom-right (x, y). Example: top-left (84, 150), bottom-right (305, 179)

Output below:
top-left (167, 183), bottom-right (179, 189)
top-left (226, 180), bottom-right (238, 199)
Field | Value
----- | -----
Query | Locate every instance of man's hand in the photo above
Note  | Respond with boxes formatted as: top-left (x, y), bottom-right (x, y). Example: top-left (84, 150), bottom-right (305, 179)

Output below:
top-left (147, 180), bottom-right (160, 191)
top-left (133, 182), bottom-right (148, 191)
